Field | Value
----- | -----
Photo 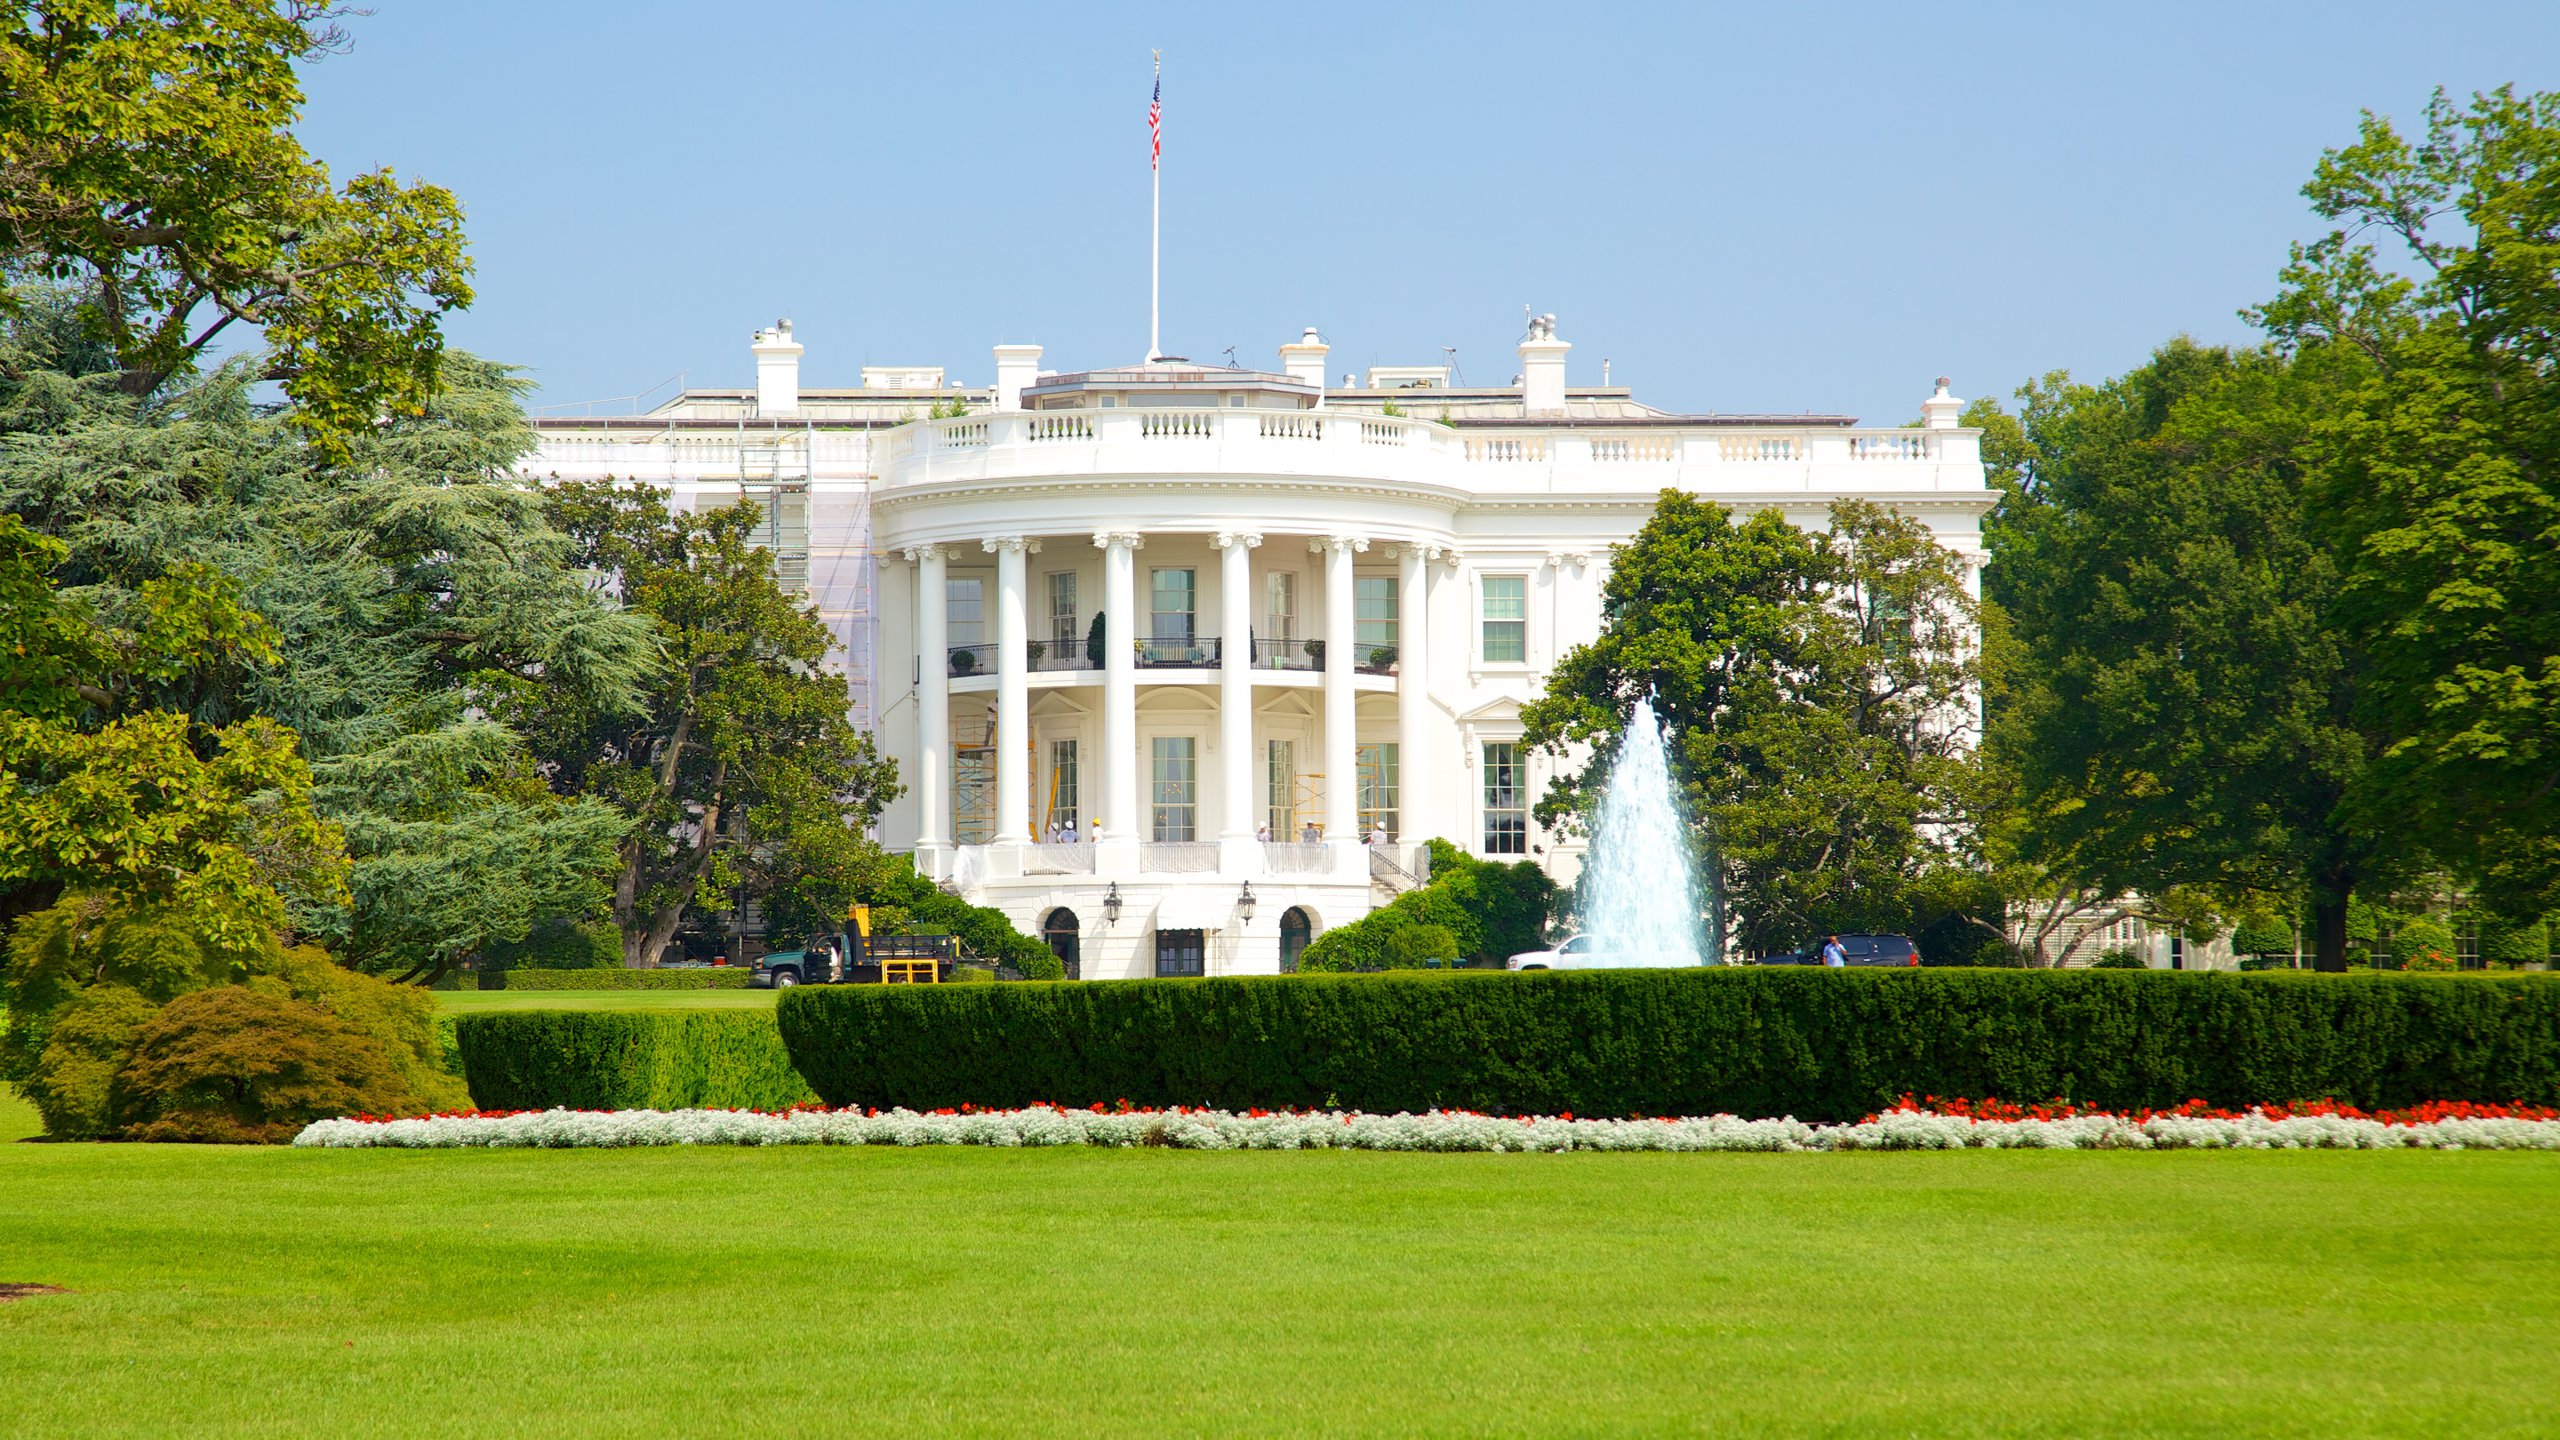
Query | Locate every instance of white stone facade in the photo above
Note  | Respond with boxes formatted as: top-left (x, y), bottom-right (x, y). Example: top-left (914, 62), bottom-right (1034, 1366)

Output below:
top-left (524, 317), bottom-right (1995, 979)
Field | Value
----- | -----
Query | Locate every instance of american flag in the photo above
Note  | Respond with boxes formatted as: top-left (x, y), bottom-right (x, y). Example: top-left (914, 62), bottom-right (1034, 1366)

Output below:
top-left (1148, 62), bottom-right (1161, 171)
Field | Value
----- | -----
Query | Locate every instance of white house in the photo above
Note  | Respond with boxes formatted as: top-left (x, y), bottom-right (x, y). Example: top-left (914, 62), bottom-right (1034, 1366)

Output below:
top-left (523, 316), bottom-right (1996, 978)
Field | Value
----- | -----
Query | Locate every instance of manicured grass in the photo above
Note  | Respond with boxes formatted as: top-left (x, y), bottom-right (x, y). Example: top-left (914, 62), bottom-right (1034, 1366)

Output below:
top-left (0, 1137), bottom-right (2554, 1436)
top-left (436, 988), bottom-right (779, 1013)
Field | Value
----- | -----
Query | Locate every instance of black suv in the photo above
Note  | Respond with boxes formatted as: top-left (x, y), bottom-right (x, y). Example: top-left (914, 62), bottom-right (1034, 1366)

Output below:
top-left (1769, 933), bottom-right (1919, 966)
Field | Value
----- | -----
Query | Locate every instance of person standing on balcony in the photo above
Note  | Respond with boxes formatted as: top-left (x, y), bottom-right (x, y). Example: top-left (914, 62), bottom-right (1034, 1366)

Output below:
top-left (1256, 822), bottom-right (1272, 842)
top-left (1367, 822), bottom-right (1389, 848)
top-left (1301, 821), bottom-right (1322, 843)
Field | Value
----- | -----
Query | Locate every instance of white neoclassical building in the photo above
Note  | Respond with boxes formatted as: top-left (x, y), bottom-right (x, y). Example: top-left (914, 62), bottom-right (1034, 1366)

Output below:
top-left (524, 316), bottom-right (1994, 978)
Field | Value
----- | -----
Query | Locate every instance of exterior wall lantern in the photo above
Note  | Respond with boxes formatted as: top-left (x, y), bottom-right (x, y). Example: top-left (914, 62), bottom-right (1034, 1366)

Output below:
top-left (1103, 882), bottom-right (1122, 925)
top-left (1237, 881), bottom-right (1256, 925)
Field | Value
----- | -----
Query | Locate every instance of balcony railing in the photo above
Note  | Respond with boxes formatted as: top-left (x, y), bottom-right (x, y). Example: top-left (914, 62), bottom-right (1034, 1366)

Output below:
top-left (946, 642), bottom-right (996, 677)
top-left (1353, 643), bottom-right (1398, 676)
top-left (1252, 637), bottom-right (1321, 671)
top-left (1137, 637), bottom-right (1219, 668)
top-left (1029, 641), bottom-right (1095, 672)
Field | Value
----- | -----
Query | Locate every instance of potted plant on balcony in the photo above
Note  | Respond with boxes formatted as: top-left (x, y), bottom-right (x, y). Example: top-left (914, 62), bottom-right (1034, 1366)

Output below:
top-left (1367, 645), bottom-right (1397, 672)
top-left (949, 648), bottom-right (979, 677)
top-left (1085, 613), bottom-right (1106, 667)
top-left (1303, 638), bottom-right (1325, 667)
top-left (1027, 640), bottom-right (1047, 663)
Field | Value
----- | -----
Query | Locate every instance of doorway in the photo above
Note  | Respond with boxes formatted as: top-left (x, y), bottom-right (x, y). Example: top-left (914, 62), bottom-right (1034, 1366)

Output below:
top-left (1043, 907), bottom-right (1081, 980)
top-left (1154, 927), bottom-right (1205, 978)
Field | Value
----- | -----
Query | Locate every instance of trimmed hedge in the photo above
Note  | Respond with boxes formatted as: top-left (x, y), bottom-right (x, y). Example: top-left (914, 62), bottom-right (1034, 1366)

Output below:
top-left (474, 967), bottom-right (753, 992)
top-left (453, 1011), bottom-right (815, 1111)
top-left (775, 968), bottom-right (2560, 1122)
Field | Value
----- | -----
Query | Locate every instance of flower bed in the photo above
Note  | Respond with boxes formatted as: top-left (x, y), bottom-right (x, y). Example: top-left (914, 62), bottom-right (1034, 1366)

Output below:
top-left (295, 1097), bottom-right (2560, 1152)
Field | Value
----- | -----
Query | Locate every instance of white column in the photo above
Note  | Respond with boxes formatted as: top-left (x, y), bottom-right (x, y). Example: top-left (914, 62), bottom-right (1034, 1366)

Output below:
top-left (1097, 531), bottom-right (1141, 843)
top-left (1397, 544), bottom-right (1433, 848)
top-left (910, 545), bottom-right (951, 853)
top-left (1320, 535), bottom-right (1364, 845)
top-left (1216, 533), bottom-right (1260, 844)
top-left (987, 536), bottom-right (1036, 845)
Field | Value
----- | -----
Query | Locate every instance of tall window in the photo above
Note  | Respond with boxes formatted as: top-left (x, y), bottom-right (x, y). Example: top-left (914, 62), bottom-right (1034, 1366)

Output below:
top-left (1481, 575), bottom-right (1526, 663)
top-left (1265, 739), bottom-right (1296, 838)
top-left (1264, 572), bottom-right (1297, 647)
top-left (1482, 742), bottom-right (1527, 854)
top-left (1151, 737), bottom-right (1197, 841)
top-left (1047, 572), bottom-right (1079, 653)
top-left (1151, 569), bottom-right (1195, 643)
top-left (947, 576), bottom-right (986, 647)
top-left (1354, 575), bottom-right (1398, 658)
top-left (1047, 739), bottom-right (1079, 833)
top-left (1357, 743), bottom-right (1399, 838)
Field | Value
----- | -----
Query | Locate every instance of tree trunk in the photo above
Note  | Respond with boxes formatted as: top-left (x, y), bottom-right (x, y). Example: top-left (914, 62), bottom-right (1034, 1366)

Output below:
top-left (2310, 879), bottom-right (2352, 973)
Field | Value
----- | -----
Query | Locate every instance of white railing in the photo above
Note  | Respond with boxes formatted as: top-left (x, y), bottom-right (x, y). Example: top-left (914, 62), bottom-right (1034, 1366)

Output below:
top-left (1257, 413), bottom-right (1324, 440)
top-left (1719, 435), bottom-right (1801, 462)
top-left (1262, 842), bottom-right (1333, 875)
top-left (1140, 842), bottom-right (1220, 873)
top-left (1024, 843), bottom-right (1094, 874)
top-left (1140, 412), bottom-right (1214, 439)
top-left (1591, 435), bottom-right (1676, 463)
top-left (1848, 432), bottom-right (1927, 461)
top-left (855, 409), bottom-right (1981, 493)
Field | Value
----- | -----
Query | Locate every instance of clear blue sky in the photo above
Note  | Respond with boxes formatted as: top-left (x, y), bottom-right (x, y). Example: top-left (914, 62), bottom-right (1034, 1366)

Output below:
top-left (293, 2), bottom-right (2560, 425)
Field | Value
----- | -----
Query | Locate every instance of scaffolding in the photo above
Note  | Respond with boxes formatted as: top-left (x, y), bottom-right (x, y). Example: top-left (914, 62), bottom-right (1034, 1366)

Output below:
top-left (952, 705), bottom-right (995, 844)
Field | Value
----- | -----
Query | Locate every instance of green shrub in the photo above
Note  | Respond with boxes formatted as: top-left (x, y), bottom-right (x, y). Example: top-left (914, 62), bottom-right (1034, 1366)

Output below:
top-left (478, 967), bottom-right (752, 991)
top-left (23, 985), bottom-right (160, 1138)
top-left (1387, 925), bottom-right (1460, 968)
top-left (108, 986), bottom-right (424, 1144)
top-left (477, 918), bottom-right (621, 971)
top-left (454, 1010), bottom-right (817, 1111)
top-left (2394, 915), bottom-right (2458, 971)
top-left (2480, 915), bottom-right (2552, 969)
top-left (777, 968), bottom-right (2560, 1122)
top-left (2230, 915), bottom-right (2295, 958)
top-left (1300, 840), bottom-right (1553, 971)
top-left (2089, 949), bottom-right (2145, 969)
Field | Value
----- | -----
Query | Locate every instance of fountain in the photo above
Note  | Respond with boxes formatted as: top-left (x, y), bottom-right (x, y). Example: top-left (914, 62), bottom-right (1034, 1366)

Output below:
top-left (1576, 695), bottom-right (1712, 965)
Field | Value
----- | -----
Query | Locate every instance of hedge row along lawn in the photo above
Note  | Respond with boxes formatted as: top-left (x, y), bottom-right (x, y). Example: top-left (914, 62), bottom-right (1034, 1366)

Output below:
top-left (453, 1010), bottom-right (814, 1112)
top-left (456, 967), bottom-right (753, 991)
top-left (777, 967), bottom-right (2560, 1121)
top-left (436, 990), bottom-right (777, 1014)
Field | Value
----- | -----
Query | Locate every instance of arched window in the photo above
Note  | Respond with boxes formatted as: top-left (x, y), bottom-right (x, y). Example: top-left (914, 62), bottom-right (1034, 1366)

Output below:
top-left (1043, 908), bottom-right (1081, 981)
top-left (1279, 907), bottom-right (1313, 973)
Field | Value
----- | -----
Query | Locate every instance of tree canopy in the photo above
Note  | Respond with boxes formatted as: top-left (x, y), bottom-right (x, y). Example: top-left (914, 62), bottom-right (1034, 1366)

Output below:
top-left (1523, 493), bottom-right (1982, 954)
top-left (0, 2), bottom-right (470, 447)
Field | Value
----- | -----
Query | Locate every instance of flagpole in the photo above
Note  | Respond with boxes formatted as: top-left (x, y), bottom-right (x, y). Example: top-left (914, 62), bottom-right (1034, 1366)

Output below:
top-left (1148, 51), bottom-right (1162, 362)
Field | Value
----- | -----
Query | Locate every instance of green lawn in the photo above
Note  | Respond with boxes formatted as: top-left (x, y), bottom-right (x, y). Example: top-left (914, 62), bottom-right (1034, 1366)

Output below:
top-left (0, 1119), bottom-right (2554, 1437)
top-left (435, 988), bottom-right (778, 1013)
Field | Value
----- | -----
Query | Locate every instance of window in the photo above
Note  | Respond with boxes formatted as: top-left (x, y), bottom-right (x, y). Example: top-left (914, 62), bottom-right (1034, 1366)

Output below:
top-left (1046, 739), bottom-right (1079, 833)
top-left (1154, 928), bottom-right (1205, 978)
top-left (1047, 572), bottom-right (1079, 653)
top-left (1265, 572), bottom-right (1296, 646)
top-left (1482, 742), bottom-right (1527, 854)
top-left (1151, 568), bottom-right (1195, 643)
top-left (1354, 575), bottom-right (1398, 655)
top-left (1357, 743), bottom-right (1399, 838)
top-left (946, 576), bottom-right (986, 647)
top-left (1151, 737), bottom-right (1197, 841)
top-left (1481, 575), bottom-right (1526, 663)
top-left (1265, 739), bottom-right (1296, 839)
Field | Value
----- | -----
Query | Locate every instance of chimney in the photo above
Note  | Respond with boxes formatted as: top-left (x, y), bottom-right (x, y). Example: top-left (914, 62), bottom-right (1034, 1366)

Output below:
top-left (993, 343), bottom-right (1043, 412)
top-left (1921, 375), bottom-right (1964, 430)
top-left (1517, 311), bottom-right (1568, 415)
top-left (752, 319), bottom-right (802, 416)
top-left (1278, 327), bottom-right (1329, 391)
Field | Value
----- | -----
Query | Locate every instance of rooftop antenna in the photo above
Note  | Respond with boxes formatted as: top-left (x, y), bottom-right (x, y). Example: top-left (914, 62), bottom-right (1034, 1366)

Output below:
top-left (1221, 346), bottom-right (1237, 369)
top-left (1148, 50), bottom-right (1164, 362)
top-left (1441, 345), bottom-right (1465, 387)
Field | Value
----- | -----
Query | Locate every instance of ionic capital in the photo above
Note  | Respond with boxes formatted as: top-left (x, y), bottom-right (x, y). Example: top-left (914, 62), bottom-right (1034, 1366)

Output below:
top-left (981, 536), bottom-right (1043, 555)
top-left (1213, 532), bottom-right (1263, 551)
top-left (1091, 530), bottom-right (1145, 551)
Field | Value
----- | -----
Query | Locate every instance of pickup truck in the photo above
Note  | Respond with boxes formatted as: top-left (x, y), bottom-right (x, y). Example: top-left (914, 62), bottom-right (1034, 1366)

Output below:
top-left (752, 909), bottom-right (957, 987)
